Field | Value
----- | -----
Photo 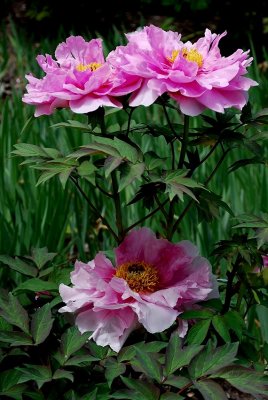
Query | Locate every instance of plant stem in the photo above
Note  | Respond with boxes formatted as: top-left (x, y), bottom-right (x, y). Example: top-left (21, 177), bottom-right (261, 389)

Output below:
top-left (222, 256), bottom-right (241, 314)
top-left (126, 199), bottom-right (169, 232)
top-left (204, 148), bottom-right (230, 185)
top-left (171, 148), bottom-right (230, 237)
top-left (177, 382), bottom-right (193, 395)
top-left (95, 181), bottom-right (113, 198)
top-left (178, 115), bottom-right (190, 169)
top-left (70, 176), bottom-right (118, 242)
top-left (189, 138), bottom-right (222, 177)
top-left (171, 140), bottom-right (175, 169)
top-left (162, 104), bottom-right (182, 141)
top-left (111, 171), bottom-right (124, 242)
top-left (126, 108), bottom-right (134, 137)
top-left (166, 115), bottom-right (190, 240)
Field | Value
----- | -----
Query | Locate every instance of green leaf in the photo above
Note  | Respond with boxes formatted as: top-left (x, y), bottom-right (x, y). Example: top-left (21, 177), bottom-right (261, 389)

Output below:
top-left (81, 388), bottom-right (98, 400)
top-left (0, 292), bottom-right (29, 334)
top-left (0, 370), bottom-right (22, 391)
top-left (77, 161), bottom-right (97, 184)
top-left (212, 315), bottom-right (231, 342)
top-left (121, 377), bottom-right (160, 400)
top-left (64, 354), bottom-right (98, 366)
top-left (0, 255), bottom-right (37, 277)
top-left (23, 391), bottom-right (45, 400)
top-left (223, 310), bottom-right (245, 340)
top-left (188, 342), bottom-right (239, 379)
top-left (36, 165), bottom-right (75, 186)
top-left (118, 341), bottom-right (167, 362)
top-left (13, 278), bottom-right (58, 295)
top-left (0, 316), bottom-right (12, 330)
top-left (104, 156), bottom-right (123, 177)
top-left (210, 366), bottom-right (268, 396)
top-left (105, 358), bottom-right (126, 387)
top-left (194, 379), bottom-right (228, 400)
top-left (163, 170), bottom-right (204, 202)
top-left (113, 137), bottom-right (140, 163)
top-left (160, 393), bottom-right (184, 400)
top-left (118, 162), bottom-right (145, 192)
top-left (256, 304), bottom-right (268, 343)
top-left (164, 334), bottom-right (203, 376)
top-left (78, 142), bottom-right (120, 158)
top-left (117, 345), bottom-right (136, 362)
top-left (164, 376), bottom-right (191, 389)
top-left (12, 143), bottom-right (48, 158)
top-left (186, 319), bottom-right (211, 345)
top-left (51, 119), bottom-right (91, 132)
top-left (181, 310), bottom-right (214, 320)
top-left (109, 390), bottom-right (140, 400)
top-left (144, 152), bottom-right (167, 171)
top-left (0, 330), bottom-right (32, 346)
top-left (87, 340), bottom-right (109, 360)
top-left (61, 326), bottom-right (91, 361)
top-left (53, 369), bottom-right (74, 382)
top-left (17, 364), bottom-right (52, 389)
top-left (240, 102), bottom-right (252, 124)
top-left (31, 303), bottom-right (54, 345)
top-left (58, 169), bottom-right (72, 189)
top-left (197, 191), bottom-right (234, 223)
top-left (31, 247), bottom-right (57, 269)
top-left (0, 385), bottom-right (27, 400)
top-left (134, 347), bottom-right (163, 383)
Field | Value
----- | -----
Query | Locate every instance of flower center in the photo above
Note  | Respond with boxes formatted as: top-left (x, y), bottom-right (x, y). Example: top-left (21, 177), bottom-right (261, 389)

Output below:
top-left (167, 48), bottom-right (203, 67)
top-left (115, 261), bottom-right (159, 293)
top-left (76, 62), bottom-right (102, 72)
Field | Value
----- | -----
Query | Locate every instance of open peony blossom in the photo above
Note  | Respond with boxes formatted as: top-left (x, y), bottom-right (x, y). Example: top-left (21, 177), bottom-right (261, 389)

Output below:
top-left (108, 25), bottom-right (258, 116)
top-left (59, 227), bottom-right (218, 352)
top-left (22, 36), bottom-right (141, 116)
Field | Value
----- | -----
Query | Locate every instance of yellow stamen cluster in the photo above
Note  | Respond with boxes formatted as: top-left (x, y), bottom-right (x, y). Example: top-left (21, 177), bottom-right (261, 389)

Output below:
top-left (167, 48), bottom-right (203, 67)
top-left (76, 62), bottom-right (102, 72)
top-left (167, 49), bottom-right (180, 63)
top-left (115, 261), bottom-right (159, 293)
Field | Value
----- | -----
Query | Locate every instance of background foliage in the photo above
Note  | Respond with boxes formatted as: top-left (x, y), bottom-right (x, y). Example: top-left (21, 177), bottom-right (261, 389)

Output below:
top-left (0, 2), bottom-right (268, 399)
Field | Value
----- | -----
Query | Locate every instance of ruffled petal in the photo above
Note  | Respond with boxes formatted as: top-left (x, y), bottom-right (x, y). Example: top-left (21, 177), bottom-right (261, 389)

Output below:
top-left (76, 308), bottom-right (137, 352)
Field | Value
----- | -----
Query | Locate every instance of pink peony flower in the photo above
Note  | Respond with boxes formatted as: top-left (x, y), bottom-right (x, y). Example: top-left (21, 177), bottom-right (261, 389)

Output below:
top-left (108, 25), bottom-right (258, 116)
top-left (254, 255), bottom-right (268, 273)
top-left (22, 36), bottom-right (141, 117)
top-left (59, 227), bottom-right (218, 352)
top-left (263, 256), bottom-right (268, 267)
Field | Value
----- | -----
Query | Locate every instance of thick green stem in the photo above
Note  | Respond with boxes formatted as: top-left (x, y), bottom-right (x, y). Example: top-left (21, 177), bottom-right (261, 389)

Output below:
top-left (222, 256), bottom-right (241, 314)
top-left (111, 171), bottom-right (124, 242)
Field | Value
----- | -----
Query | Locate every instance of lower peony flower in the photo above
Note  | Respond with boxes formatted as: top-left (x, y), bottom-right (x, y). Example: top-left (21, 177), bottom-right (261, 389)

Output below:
top-left (22, 36), bottom-right (141, 116)
top-left (59, 228), bottom-right (218, 352)
top-left (108, 25), bottom-right (258, 116)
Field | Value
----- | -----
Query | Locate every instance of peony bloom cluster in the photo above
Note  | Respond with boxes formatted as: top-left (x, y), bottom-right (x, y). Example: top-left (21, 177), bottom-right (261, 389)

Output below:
top-left (108, 25), bottom-right (257, 116)
top-left (22, 36), bottom-right (141, 116)
top-left (23, 26), bottom-right (257, 117)
top-left (59, 228), bottom-right (218, 352)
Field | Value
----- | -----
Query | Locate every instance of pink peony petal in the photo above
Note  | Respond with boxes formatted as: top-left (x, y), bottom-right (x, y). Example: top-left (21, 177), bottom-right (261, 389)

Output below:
top-left (76, 308), bottom-right (137, 352)
top-left (69, 95), bottom-right (122, 113)
top-left (131, 300), bottom-right (179, 333)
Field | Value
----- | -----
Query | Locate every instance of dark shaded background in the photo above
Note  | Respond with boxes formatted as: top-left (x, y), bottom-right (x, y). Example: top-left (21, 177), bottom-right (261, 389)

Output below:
top-left (1, 0), bottom-right (268, 59)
